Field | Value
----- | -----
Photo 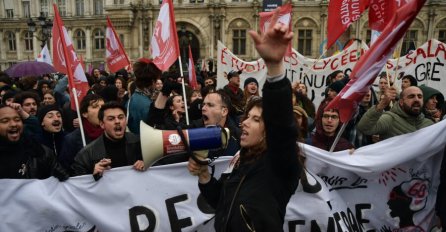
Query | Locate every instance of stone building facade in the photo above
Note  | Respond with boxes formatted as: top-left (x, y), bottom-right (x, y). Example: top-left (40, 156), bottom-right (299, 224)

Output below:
top-left (1, 0), bottom-right (446, 72)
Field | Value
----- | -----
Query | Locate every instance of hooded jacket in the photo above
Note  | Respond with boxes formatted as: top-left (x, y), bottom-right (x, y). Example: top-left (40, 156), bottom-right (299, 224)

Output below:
top-left (357, 103), bottom-right (433, 140)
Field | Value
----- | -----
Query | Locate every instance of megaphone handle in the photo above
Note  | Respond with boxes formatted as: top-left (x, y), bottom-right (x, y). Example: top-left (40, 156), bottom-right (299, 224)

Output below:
top-left (176, 126), bottom-right (210, 166)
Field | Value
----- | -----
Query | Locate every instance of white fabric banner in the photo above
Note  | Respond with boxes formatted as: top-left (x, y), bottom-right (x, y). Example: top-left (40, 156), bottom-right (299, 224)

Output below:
top-left (217, 39), bottom-right (446, 109)
top-left (1, 121), bottom-right (445, 231)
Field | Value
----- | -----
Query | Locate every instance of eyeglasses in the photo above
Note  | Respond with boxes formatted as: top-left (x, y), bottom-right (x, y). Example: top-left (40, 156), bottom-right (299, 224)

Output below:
top-left (322, 114), bottom-right (339, 120)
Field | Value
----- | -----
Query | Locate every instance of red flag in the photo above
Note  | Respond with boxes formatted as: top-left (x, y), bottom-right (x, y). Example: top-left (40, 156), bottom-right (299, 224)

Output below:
top-left (79, 54), bottom-right (86, 71)
top-left (150, 0), bottom-right (180, 71)
top-left (52, 4), bottom-right (89, 111)
top-left (106, 16), bottom-right (131, 73)
top-left (188, 45), bottom-right (198, 90)
top-left (259, 4), bottom-right (293, 56)
top-left (369, 0), bottom-right (397, 32)
top-left (326, 0), bottom-right (369, 50)
top-left (325, 0), bottom-right (426, 123)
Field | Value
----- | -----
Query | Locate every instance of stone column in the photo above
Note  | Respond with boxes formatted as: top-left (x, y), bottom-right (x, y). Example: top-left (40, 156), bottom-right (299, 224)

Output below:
top-left (15, 29), bottom-right (22, 60)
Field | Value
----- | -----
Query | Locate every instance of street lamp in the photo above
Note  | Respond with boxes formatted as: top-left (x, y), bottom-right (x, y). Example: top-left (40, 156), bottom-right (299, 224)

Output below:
top-left (27, 12), bottom-right (53, 48)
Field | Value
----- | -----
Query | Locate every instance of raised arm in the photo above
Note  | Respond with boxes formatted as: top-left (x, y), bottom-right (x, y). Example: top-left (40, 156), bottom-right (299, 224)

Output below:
top-left (249, 8), bottom-right (300, 179)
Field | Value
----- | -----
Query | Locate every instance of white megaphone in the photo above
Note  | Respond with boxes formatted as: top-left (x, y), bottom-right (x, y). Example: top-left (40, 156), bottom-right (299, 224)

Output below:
top-left (140, 121), bottom-right (230, 167)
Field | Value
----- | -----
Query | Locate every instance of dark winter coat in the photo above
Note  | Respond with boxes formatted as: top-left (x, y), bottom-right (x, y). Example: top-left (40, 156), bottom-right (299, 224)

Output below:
top-left (0, 136), bottom-right (69, 181)
top-left (199, 77), bottom-right (301, 232)
top-left (71, 133), bottom-right (142, 179)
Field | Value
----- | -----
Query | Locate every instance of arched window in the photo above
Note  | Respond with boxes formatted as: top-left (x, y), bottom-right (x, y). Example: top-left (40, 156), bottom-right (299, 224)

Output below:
top-left (94, 29), bottom-right (105, 50)
top-left (436, 18), bottom-right (446, 44)
top-left (228, 19), bottom-right (250, 55)
top-left (24, 31), bottom-right (34, 51)
top-left (296, 18), bottom-right (317, 57)
top-left (74, 30), bottom-right (86, 50)
top-left (6, 31), bottom-right (16, 51)
top-left (401, 19), bottom-right (423, 56)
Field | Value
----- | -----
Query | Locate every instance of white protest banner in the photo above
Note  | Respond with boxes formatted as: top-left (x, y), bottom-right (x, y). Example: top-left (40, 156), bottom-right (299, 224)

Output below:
top-left (217, 40), bottom-right (368, 105)
top-left (1, 121), bottom-right (445, 231)
top-left (385, 39), bottom-right (446, 91)
top-left (218, 39), bottom-right (446, 110)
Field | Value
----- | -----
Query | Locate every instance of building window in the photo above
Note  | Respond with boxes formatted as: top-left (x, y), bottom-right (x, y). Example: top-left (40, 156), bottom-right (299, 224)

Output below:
top-left (6, 9), bottom-right (14, 18)
top-left (23, 1), bottom-right (31, 18)
top-left (297, 29), bottom-right (312, 56)
top-left (57, 0), bottom-right (67, 16)
top-left (74, 30), bottom-right (86, 50)
top-left (189, 0), bottom-right (204, 3)
top-left (401, 30), bottom-right (417, 56)
top-left (114, 0), bottom-right (125, 4)
top-left (94, 29), bottom-right (105, 49)
top-left (75, 0), bottom-right (84, 16)
top-left (6, 32), bottom-right (16, 51)
top-left (232, 29), bottom-right (246, 55)
top-left (94, 0), bottom-right (103, 15)
top-left (439, 30), bottom-right (446, 44)
top-left (40, 0), bottom-right (49, 17)
top-left (24, 31), bottom-right (33, 51)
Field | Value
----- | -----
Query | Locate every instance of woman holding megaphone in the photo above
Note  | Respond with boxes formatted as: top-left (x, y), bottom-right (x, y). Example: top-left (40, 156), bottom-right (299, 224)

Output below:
top-left (188, 8), bottom-right (302, 232)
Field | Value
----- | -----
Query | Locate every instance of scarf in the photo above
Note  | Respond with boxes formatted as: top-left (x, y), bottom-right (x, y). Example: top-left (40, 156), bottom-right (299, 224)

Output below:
top-left (227, 83), bottom-right (240, 95)
top-left (82, 119), bottom-right (103, 140)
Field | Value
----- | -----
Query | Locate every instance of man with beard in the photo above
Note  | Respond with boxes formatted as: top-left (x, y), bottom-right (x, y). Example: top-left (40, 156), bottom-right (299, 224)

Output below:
top-left (13, 91), bottom-right (39, 116)
top-left (0, 105), bottom-right (69, 180)
top-left (36, 104), bottom-right (65, 157)
top-left (357, 86), bottom-right (433, 140)
top-left (72, 101), bottom-right (144, 180)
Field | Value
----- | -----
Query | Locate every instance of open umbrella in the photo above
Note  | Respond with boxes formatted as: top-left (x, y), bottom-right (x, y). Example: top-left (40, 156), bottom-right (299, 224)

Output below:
top-left (4, 61), bottom-right (56, 78)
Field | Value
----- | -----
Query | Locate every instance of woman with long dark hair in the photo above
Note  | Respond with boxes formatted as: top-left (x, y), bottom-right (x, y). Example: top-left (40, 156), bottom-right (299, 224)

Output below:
top-left (188, 9), bottom-right (301, 231)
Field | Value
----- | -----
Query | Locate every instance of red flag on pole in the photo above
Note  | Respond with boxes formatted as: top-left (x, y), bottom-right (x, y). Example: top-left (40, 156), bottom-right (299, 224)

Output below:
top-left (368, 0), bottom-right (397, 32)
top-left (326, 0), bottom-right (369, 50)
top-left (188, 45), bottom-right (198, 90)
top-left (106, 16), bottom-right (131, 73)
top-left (52, 4), bottom-right (89, 111)
top-left (259, 3), bottom-right (293, 56)
top-left (325, 0), bottom-right (426, 123)
top-left (150, 0), bottom-right (180, 71)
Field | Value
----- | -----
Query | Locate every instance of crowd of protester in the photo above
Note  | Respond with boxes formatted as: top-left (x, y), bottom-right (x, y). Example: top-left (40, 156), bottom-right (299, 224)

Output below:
top-left (0, 12), bottom-right (445, 230)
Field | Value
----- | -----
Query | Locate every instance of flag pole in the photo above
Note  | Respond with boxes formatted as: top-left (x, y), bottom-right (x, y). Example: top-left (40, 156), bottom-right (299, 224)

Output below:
top-left (53, 4), bottom-right (87, 147)
top-left (329, 122), bottom-right (348, 153)
top-left (177, 56), bottom-right (190, 125)
top-left (72, 88), bottom-right (87, 147)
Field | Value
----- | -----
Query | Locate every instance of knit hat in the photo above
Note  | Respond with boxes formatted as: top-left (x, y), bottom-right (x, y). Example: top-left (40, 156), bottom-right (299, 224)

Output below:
top-left (244, 77), bottom-right (258, 88)
top-left (328, 80), bottom-right (345, 93)
top-left (37, 104), bottom-right (62, 124)
top-left (227, 70), bottom-right (242, 79)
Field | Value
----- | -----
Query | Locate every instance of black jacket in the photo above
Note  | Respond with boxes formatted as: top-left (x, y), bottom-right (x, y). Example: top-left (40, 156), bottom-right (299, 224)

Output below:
top-left (0, 136), bottom-right (69, 181)
top-left (199, 77), bottom-right (301, 232)
top-left (71, 133), bottom-right (142, 178)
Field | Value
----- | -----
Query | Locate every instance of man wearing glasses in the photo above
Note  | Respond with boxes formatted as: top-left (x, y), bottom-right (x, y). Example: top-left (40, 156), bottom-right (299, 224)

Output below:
top-left (308, 109), bottom-right (354, 152)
